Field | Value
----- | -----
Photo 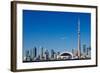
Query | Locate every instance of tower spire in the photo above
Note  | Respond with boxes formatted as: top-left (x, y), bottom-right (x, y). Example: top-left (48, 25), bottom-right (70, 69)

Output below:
top-left (77, 17), bottom-right (81, 59)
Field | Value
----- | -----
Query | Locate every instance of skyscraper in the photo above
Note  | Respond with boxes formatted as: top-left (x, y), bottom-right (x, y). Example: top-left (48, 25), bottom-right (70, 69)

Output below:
top-left (72, 48), bottom-right (74, 57)
top-left (41, 47), bottom-right (44, 60)
top-left (30, 49), bottom-right (32, 61)
top-left (51, 49), bottom-right (55, 59)
top-left (83, 44), bottom-right (86, 54)
top-left (32, 47), bottom-right (37, 60)
top-left (45, 50), bottom-right (49, 60)
top-left (77, 18), bottom-right (81, 59)
top-left (25, 50), bottom-right (30, 61)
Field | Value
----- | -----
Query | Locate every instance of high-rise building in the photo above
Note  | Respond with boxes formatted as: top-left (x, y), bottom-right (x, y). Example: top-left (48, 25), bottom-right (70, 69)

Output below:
top-left (87, 46), bottom-right (91, 58)
top-left (25, 50), bottom-right (31, 61)
top-left (81, 44), bottom-right (87, 58)
top-left (41, 47), bottom-right (43, 57)
top-left (83, 44), bottom-right (86, 57)
top-left (54, 52), bottom-right (57, 60)
top-left (83, 44), bottom-right (86, 53)
top-left (30, 49), bottom-right (32, 61)
top-left (32, 47), bottom-right (37, 60)
top-left (51, 49), bottom-right (55, 59)
top-left (45, 50), bottom-right (49, 60)
top-left (41, 47), bottom-right (45, 60)
top-left (86, 47), bottom-right (89, 56)
top-left (72, 48), bottom-right (75, 57)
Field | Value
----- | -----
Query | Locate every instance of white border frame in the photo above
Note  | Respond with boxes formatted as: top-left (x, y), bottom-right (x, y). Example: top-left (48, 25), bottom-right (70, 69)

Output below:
top-left (16, 3), bottom-right (97, 70)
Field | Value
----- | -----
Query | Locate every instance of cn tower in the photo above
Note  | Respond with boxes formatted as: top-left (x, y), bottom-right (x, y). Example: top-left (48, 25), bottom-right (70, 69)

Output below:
top-left (77, 18), bottom-right (81, 59)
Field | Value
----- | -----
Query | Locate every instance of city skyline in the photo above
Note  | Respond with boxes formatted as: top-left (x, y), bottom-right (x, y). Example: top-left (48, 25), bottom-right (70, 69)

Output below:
top-left (23, 10), bottom-right (91, 55)
top-left (23, 44), bottom-right (91, 62)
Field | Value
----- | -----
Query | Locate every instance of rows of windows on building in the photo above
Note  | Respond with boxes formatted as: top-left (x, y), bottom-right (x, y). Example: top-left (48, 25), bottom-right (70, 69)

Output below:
top-left (23, 44), bottom-right (91, 62)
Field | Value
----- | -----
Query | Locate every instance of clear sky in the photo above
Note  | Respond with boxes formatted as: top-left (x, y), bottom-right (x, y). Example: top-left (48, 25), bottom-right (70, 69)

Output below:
top-left (23, 10), bottom-right (91, 53)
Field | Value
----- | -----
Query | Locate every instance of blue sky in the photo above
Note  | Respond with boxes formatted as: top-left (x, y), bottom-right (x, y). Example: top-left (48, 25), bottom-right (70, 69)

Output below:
top-left (23, 10), bottom-right (91, 53)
